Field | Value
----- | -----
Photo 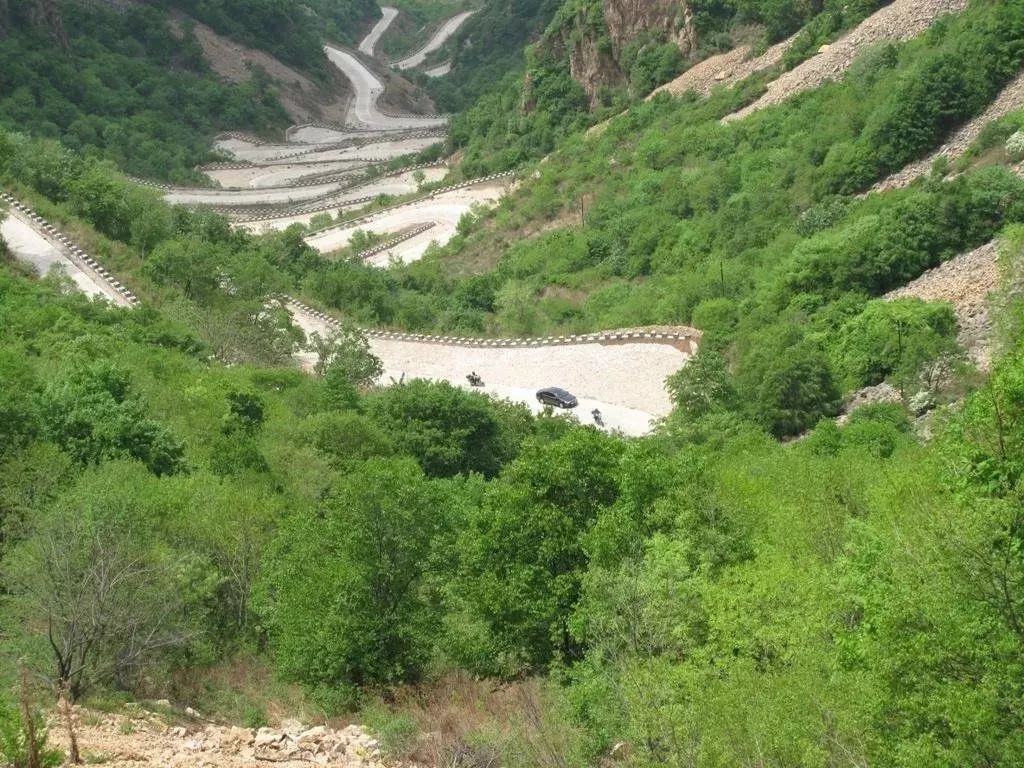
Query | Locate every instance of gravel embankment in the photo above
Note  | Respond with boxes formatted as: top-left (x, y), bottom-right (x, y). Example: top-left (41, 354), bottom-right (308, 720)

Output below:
top-left (52, 707), bottom-right (388, 768)
top-left (651, 35), bottom-right (795, 100)
top-left (873, 70), bottom-right (1024, 192)
top-left (886, 240), bottom-right (999, 370)
top-left (723, 0), bottom-right (970, 124)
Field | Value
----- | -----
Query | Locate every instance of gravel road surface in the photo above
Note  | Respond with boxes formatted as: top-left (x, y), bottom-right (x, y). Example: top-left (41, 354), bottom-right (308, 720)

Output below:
top-left (305, 181), bottom-right (508, 259)
top-left (288, 302), bottom-right (686, 436)
top-left (392, 11), bottom-right (475, 70)
top-left (359, 6), bottom-right (399, 56)
top-left (324, 45), bottom-right (448, 130)
top-left (2, 213), bottom-right (130, 305)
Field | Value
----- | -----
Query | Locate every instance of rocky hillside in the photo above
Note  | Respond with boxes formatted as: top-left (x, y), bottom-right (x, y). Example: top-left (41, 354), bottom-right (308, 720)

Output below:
top-left (526, 0), bottom-right (896, 109)
top-left (52, 705), bottom-right (391, 768)
top-left (544, 0), bottom-right (694, 106)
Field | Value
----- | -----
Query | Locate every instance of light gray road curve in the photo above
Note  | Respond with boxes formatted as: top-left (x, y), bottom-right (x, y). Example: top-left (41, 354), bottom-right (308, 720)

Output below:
top-left (1, 212), bottom-right (130, 306)
top-left (303, 179), bottom-right (509, 260)
top-left (323, 45), bottom-right (448, 130)
top-left (287, 301), bottom-right (687, 437)
top-left (424, 62), bottom-right (452, 77)
top-left (359, 6), bottom-right (399, 56)
top-left (392, 11), bottom-right (475, 70)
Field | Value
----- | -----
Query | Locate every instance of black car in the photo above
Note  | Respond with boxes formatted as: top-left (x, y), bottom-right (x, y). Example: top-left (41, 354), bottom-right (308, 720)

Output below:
top-left (536, 387), bottom-right (578, 409)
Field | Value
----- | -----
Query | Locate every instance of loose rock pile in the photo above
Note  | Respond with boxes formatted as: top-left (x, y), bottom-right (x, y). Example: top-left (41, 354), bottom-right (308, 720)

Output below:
top-left (53, 707), bottom-right (391, 768)
top-left (873, 70), bottom-right (1024, 192)
top-left (886, 240), bottom-right (999, 371)
top-left (650, 34), bottom-right (795, 100)
top-left (723, 0), bottom-right (970, 123)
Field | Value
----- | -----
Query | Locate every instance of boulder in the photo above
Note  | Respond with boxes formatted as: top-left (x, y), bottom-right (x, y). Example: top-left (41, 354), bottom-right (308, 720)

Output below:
top-left (298, 725), bottom-right (328, 744)
top-left (254, 727), bottom-right (283, 748)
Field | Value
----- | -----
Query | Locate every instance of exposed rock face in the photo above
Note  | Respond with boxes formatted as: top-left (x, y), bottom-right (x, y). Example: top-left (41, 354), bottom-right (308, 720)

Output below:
top-left (567, 29), bottom-right (621, 106)
top-left (555, 0), bottom-right (696, 106)
top-left (29, 0), bottom-right (68, 48)
top-left (602, 0), bottom-right (695, 57)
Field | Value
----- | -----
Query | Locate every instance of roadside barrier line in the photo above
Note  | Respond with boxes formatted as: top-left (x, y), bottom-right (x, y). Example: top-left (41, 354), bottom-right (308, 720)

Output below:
top-left (303, 172), bottom-right (516, 237)
top-left (0, 191), bottom-right (140, 307)
top-left (279, 294), bottom-right (701, 353)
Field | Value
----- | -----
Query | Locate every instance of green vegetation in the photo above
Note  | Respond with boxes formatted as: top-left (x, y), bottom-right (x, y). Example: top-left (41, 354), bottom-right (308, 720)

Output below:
top-left (445, 0), bottom-right (893, 174)
top-left (4, 0), bottom-right (1024, 765)
top-left (4, 217), bottom-right (1024, 763)
top-left (315, 0), bottom-right (1024, 437)
top-left (0, 1), bottom-right (288, 182)
top-left (156, 0), bottom-right (377, 75)
top-left (424, 0), bottom-right (564, 113)
top-left (376, 0), bottom-right (473, 61)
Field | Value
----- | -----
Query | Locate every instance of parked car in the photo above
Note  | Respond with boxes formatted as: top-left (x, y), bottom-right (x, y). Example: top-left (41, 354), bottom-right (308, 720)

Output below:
top-left (536, 387), bottom-right (578, 409)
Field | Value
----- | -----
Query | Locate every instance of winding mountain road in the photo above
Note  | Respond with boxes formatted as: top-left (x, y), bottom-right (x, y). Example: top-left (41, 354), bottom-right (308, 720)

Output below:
top-left (392, 11), bottom-right (474, 71)
top-left (324, 45), bottom-right (448, 130)
top-left (2, 211), bottom-right (130, 306)
top-left (105, 21), bottom-right (693, 435)
top-left (304, 179), bottom-right (510, 259)
top-left (288, 301), bottom-right (687, 436)
top-left (359, 6), bottom-right (399, 56)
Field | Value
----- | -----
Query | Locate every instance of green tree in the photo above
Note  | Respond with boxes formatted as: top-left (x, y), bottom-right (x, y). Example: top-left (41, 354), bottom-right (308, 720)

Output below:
top-left (665, 348), bottom-right (737, 421)
top-left (260, 459), bottom-right (447, 692)
top-left (35, 361), bottom-right (185, 476)
top-left (308, 324), bottom-right (383, 384)
top-left (3, 462), bottom-right (211, 698)
top-left (451, 428), bottom-right (623, 673)
top-left (762, 342), bottom-right (841, 436)
top-left (368, 379), bottom-right (528, 478)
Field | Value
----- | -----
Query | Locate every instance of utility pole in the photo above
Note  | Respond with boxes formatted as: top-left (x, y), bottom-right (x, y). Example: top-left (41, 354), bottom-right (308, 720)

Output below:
top-left (895, 318), bottom-right (905, 399)
top-left (579, 198), bottom-right (585, 229)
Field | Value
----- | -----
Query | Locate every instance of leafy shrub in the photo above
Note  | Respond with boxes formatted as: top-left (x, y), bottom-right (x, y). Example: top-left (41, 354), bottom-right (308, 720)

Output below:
top-left (1006, 130), bottom-right (1024, 162)
top-left (0, 692), bottom-right (62, 768)
top-left (828, 299), bottom-right (958, 391)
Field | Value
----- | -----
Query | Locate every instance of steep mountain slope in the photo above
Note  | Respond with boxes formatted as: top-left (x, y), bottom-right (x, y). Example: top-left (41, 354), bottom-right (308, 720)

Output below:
top-left (153, 0), bottom-right (378, 77)
top-left (0, 0), bottom-right (382, 181)
top-left (333, 0), bottom-right (1024, 434)
top-left (424, 0), bottom-right (564, 112)
top-left (5, 1), bottom-right (1024, 766)
top-left (448, 0), bottom-right (903, 173)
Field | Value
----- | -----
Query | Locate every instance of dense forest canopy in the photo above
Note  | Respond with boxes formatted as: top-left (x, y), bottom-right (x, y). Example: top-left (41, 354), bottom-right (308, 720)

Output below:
top-left (154, 0), bottom-right (379, 74)
top-left (0, 1), bottom-right (291, 181)
top-left (3, 0), bottom-right (1024, 765)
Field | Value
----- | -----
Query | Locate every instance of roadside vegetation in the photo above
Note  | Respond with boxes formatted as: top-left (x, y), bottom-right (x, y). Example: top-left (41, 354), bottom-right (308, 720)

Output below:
top-left (312, 0), bottom-right (1024, 438)
top-left (3, 0), bottom-right (1024, 766)
top-left (0, 1), bottom-right (289, 182)
top-left (375, 0), bottom-right (474, 61)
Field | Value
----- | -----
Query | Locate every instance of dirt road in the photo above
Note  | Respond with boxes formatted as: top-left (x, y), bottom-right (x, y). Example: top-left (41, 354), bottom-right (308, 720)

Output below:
top-left (359, 6), bottom-right (399, 56)
top-left (2, 212), bottom-right (131, 306)
top-left (288, 301), bottom-right (688, 436)
top-left (392, 11), bottom-right (475, 70)
top-left (323, 45), bottom-right (448, 130)
top-left (304, 180), bottom-right (509, 259)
